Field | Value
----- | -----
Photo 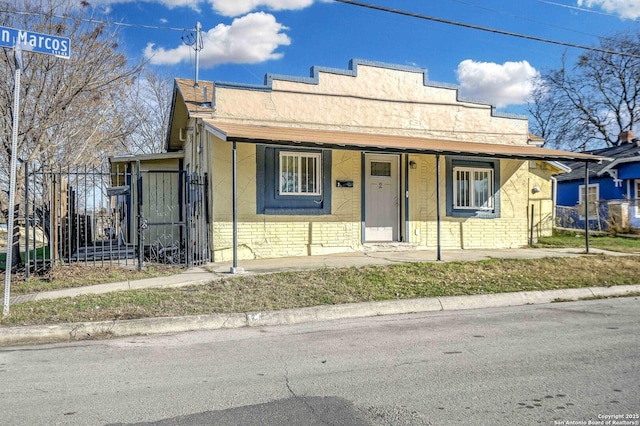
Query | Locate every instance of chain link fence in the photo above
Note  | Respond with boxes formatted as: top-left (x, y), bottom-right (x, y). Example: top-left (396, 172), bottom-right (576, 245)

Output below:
top-left (555, 198), bottom-right (640, 233)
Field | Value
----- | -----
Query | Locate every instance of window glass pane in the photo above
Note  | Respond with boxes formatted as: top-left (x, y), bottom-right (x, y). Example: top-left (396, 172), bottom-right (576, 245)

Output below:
top-left (473, 170), bottom-right (490, 208)
top-left (303, 156), bottom-right (316, 193)
top-left (300, 157), bottom-right (308, 193)
top-left (371, 162), bottom-right (391, 177)
top-left (454, 167), bottom-right (493, 210)
top-left (311, 156), bottom-right (317, 192)
top-left (291, 155), bottom-right (299, 192)
top-left (280, 154), bottom-right (298, 193)
top-left (455, 169), bottom-right (470, 207)
top-left (279, 152), bottom-right (321, 195)
top-left (580, 185), bottom-right (598, 217)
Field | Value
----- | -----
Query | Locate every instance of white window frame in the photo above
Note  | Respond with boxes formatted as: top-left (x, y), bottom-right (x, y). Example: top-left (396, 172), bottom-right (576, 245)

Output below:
top-left (578, 183), bottom-right (599, 220)
top-left (452, 166), bottom-right (494, 210)
top-left (279, 151), bottom-right (322, 196)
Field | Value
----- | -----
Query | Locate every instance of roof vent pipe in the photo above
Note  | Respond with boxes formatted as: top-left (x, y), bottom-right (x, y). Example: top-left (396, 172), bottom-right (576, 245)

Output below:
top-left (211, 84), bottom-right (215, 109)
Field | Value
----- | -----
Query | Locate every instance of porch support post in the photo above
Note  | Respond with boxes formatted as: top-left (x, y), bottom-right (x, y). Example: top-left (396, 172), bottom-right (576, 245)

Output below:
top-left (436, 154), bottom-right (442, 261)
top-left (230, 141), bottom-right (243, 273)
top-left (584, 161), bottom-right (590, 254)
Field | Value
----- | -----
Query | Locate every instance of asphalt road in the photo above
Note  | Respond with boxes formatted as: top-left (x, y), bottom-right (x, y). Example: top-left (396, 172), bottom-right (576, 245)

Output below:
top-left (1, 297), bottom-right (639, 426)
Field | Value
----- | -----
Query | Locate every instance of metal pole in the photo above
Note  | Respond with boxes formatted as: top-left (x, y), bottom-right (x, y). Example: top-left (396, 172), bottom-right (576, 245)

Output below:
top-left (529, 204), bottom-right (535, 246)
top-left (436, 154), bottom-right (442, 261)
top-left (584, 162), bottom-right (590, 254)
top-left (204, 173), bottom-right (211, 262)
top-left (66, 166), bottom-right (71, 264)
top-left (194, 22), bottom-right (201, 87)
top-left (24, 162), bottom-right (29, 280)
top-left (231, 141), bottom-right (240, 273)
top-left (229, 142), bottom-right (244, 273)
top-left (3, 48), bottom-right (22, 316)
top-left (185, 171), bottom-right (192, 267)
top-left (136, 161), bottom-right (143, 270)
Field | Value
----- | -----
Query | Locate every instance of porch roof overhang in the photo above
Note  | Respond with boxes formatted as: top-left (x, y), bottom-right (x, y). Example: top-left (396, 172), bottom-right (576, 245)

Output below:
top-left (109, 151), bottom-right (184, 164)
top-left (203, 120), bottom-right (608, 163)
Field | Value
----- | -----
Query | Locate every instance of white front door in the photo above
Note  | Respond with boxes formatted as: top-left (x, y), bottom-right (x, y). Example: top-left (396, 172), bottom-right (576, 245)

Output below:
top-left (365, 154), bottom-right (400, 242)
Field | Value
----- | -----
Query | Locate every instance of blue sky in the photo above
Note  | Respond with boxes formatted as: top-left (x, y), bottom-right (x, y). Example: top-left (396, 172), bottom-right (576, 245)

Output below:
top-left (71, 0), bottom-right (639, 114)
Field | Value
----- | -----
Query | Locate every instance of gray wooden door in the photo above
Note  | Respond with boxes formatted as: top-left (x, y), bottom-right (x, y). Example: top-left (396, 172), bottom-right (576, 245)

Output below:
top-left (365, 154), bottom-right (400, 242)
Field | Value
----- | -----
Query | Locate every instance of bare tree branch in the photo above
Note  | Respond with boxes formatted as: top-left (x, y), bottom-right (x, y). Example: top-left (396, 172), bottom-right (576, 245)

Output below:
top-left (528, 30), bottom-right (640, 151)
top-left (0, 0), bottom-right (142, 201)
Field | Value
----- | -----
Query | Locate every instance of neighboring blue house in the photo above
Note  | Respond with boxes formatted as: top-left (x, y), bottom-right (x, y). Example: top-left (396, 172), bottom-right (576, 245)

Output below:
top-left (555, 131), bottom-right (640, 231)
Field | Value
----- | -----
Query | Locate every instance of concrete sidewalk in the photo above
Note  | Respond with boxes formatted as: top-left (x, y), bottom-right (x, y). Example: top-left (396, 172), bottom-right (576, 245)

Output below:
top-left (2, 247), bottom-right (639, 346)
top-left (9, 247), bottom-right (616, 304)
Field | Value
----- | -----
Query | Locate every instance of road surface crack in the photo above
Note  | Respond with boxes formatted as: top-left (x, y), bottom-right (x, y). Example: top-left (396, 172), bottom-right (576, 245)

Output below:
top-left (282, 359), bottom-right (334, 425)
top-left (283, 360), bottom-right (296, 398)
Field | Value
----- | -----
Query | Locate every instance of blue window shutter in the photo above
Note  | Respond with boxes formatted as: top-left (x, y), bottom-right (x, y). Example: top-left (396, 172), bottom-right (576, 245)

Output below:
top-left (445, 156), bottom-right (501, 219)
top-left (256, 145), bottom-right (332, 215)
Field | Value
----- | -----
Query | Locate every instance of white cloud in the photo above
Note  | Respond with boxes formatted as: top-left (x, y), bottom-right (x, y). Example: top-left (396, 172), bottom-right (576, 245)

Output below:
top-left (455, 60), bottom-right (539, 108)
top-left (144, 12), bottom-right (291, 67)
top-left (210, 0), bottom-right (320, 17)
top-left (577, 0), bottom-right (640, 19)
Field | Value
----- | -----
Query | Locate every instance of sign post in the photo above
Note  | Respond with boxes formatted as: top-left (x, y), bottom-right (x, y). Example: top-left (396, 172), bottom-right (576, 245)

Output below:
top-left (2, 26), bottom-right (70, 316)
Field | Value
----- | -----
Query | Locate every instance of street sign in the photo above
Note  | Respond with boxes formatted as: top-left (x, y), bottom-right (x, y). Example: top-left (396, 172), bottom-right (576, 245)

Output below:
top-left (0, 25), bottom-right (70, 59)
top-left (2, 26), bottom-right (70, 316)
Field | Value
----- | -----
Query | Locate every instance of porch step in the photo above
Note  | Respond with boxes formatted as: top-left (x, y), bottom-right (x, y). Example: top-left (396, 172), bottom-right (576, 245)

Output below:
top-left (363, 243), bottom-right (419, 252)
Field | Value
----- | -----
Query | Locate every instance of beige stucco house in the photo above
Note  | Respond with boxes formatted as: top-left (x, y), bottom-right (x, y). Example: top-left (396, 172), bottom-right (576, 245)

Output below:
top-left (165, 59), bottom-right (600, 265)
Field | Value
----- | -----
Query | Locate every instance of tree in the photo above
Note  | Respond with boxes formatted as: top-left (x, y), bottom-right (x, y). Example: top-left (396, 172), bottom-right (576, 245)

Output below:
top-left (528, 31), bottom-right (640, 151)
top-left (0, 0), bottom-right (142, 269)
top-left (123, 69), bottom-right (173, 155)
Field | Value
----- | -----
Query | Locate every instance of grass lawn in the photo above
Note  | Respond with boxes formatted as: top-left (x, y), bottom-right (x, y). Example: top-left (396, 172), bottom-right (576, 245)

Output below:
top-left (2, 254), bottom-right (639, 327)
top-left (534, 231), bottom-right (640, 253)
top-left (1, 263), bottom-right (181, 295)
top-left (0, 246), bottom-right (50, 271)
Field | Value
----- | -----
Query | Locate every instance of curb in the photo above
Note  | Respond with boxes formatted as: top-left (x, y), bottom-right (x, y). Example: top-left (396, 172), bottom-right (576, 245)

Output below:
top-left (2, 284), bottom-right (639, 346)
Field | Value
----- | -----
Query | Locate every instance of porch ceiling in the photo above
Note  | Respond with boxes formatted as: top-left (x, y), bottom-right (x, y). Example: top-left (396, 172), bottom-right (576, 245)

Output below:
top-left (203, 120), bottom-right (607, 163)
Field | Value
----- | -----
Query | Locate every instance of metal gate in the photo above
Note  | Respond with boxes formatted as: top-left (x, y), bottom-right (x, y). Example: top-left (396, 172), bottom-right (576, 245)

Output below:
top-left (136, 168), bottom-right (210, 267)
top-left (4, 163), bottom-right (209, 277)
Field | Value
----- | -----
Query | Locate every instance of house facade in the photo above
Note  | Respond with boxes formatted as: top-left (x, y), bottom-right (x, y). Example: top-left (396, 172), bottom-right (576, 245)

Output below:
top-left (555, 131), bottom-right (640, 231)
top-left (166, 59), bottom-right (600, 263)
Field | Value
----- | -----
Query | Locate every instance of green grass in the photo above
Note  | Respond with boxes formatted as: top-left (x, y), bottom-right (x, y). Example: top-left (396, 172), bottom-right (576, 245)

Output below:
top-left (2, 254), bottom-right (639, 327)
top-left (1, 263), bottom-right (181, 295)
top-left (534, 231), bottom-right (640, 253)
top-left (0, 246), bottom-right (50, 271)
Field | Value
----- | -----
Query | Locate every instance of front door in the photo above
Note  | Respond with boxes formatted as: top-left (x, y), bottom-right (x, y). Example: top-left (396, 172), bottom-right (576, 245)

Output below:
top-left (365, 154), bottom-right (400, 242)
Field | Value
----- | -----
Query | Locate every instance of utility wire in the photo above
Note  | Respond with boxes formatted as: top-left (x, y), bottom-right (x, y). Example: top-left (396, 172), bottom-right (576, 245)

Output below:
top-left (334, 0), bottom-right (640, 59)
top-left (534, 0), bottom-right (640, 21)
top-left (448, 0), bottom-right (609, 39)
